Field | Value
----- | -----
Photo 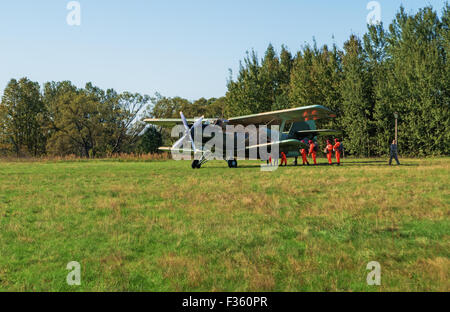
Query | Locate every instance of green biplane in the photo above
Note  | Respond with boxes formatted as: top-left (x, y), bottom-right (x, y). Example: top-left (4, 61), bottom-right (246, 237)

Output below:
top-left (144, 105), bottom-right (340, 169)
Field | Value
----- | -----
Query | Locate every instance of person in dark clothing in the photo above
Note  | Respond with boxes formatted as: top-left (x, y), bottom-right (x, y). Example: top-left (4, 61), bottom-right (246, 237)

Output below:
top-left (389, 140), bottom-right (400, 165)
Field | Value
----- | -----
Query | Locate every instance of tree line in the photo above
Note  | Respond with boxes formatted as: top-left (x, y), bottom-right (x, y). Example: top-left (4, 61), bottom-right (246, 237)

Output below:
top-left (0, 79), bottom-right (159, 157)
top-left (0, 79), bottom-right (228, 157)
top-left (225, 5), bottom-right (449, 156)
top-left (1, 5), bottom-right (448, 157)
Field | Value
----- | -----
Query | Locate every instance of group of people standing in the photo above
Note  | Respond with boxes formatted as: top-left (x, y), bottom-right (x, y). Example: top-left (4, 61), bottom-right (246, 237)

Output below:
top-left (299, 138), bottom-right (342, 166)
top-left (269, 138), bottom-right (401, 167)
top-left (270, 138), bottom-right (343, 167)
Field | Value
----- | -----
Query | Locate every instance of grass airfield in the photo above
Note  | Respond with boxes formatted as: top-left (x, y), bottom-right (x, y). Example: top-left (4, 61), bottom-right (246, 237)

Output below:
top-left (0, 157), bottom-right (448, 291)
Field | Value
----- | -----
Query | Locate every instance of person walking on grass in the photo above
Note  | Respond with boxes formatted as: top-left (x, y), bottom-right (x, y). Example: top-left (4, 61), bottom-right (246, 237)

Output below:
top-left (389, 139), bottom-right (401, 165)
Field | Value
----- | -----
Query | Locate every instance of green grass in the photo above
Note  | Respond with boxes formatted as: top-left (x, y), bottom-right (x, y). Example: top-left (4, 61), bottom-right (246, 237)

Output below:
top-left (0, 157), bottom-right (449, 291)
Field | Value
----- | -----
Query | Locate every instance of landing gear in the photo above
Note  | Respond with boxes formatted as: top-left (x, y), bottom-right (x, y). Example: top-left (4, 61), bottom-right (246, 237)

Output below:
top-left (227, 159), bottom-right (238, 168)
top-left (191, 160), bottom-right (201, 169)
top-left (294, 157), bottom-right (298, 166)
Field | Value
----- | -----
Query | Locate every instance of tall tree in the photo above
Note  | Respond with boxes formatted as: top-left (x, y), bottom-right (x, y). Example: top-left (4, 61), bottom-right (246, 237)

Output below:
top-left (364, 23), bottom-right (392, 156)
top-left (226, 44), bottom-right (291, 116)
top-left (385, 6), bottom-right (448, 155)
top-left (150, 93), bottom-right (191, 118)
top-left (442, 4), bottom-right (450, 155)
top-left (274, 45), bottom-right (293, 110)
top-left (289, 45), bottom-right (317, 107)
top-left (341, 35), bottom-right (374, 156)
top-left (289, 43), bottom-right (343, 131)
top-left (106, 91), bottom-right (151, 154)
top-left (44, 82), bottom-right (150, 157)
top-left (260, 43), bottom-right (281, 112)
top-left (46, 85), bottom-right (103, 157)
top-left (0, 78), bottom-right (46, 156)
top-left (226, 49), bottom-right (262, 116)
top-left (137, 126), bottom-right (163, 154)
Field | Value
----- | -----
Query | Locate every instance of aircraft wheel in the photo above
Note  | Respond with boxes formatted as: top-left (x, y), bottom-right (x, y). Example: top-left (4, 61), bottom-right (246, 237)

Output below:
top-left (192, 160), bottom-right (201, 169)
top-left (231, 159), bottom-right (238, 168)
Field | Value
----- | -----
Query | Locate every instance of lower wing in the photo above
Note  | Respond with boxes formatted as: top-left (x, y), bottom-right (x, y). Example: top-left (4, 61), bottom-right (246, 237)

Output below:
top-left (296, 129), bottom-right (342, 137)
top-left (246, 139), bottom-right (306, 151)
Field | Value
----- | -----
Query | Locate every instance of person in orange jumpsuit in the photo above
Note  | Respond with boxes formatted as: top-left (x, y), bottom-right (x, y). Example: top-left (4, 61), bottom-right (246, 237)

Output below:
top-left (300, 148), bottom-right (309, 166)
top-left (280, 152), bottom-right (287, 166)
top-left (333, 138), bottom-right (341, 166)
top-left (308, 140), bottom-right (317, 165)
top-left (326, 140), bottom-right (333, 165)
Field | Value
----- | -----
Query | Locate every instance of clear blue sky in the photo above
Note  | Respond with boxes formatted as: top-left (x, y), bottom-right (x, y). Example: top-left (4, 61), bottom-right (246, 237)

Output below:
top-left (0, 0), bottom-right (446, 100)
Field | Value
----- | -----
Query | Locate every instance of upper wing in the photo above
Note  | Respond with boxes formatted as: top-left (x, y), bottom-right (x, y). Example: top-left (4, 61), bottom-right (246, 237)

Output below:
top-left (144, 118), bottom-right (217, 127)
top-left (227, 105), bottom-right (336, 126)
top-left (145, 105), bottom-right (336, 127)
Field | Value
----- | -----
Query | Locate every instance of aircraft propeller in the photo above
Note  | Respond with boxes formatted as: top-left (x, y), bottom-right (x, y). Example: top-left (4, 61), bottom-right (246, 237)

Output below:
top-left (171, 112), bottom-right (204, 153)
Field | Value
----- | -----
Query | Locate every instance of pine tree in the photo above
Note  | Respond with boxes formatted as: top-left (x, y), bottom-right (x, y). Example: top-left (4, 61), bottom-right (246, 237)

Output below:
top-left (364, 24), bottom-right (392, 156)
top-left (341, 35), bottom-right (374, 156)
top-left (289, 45), bottom-right (316, 107)
top-left (386, 6), bottom-right (448, 155)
